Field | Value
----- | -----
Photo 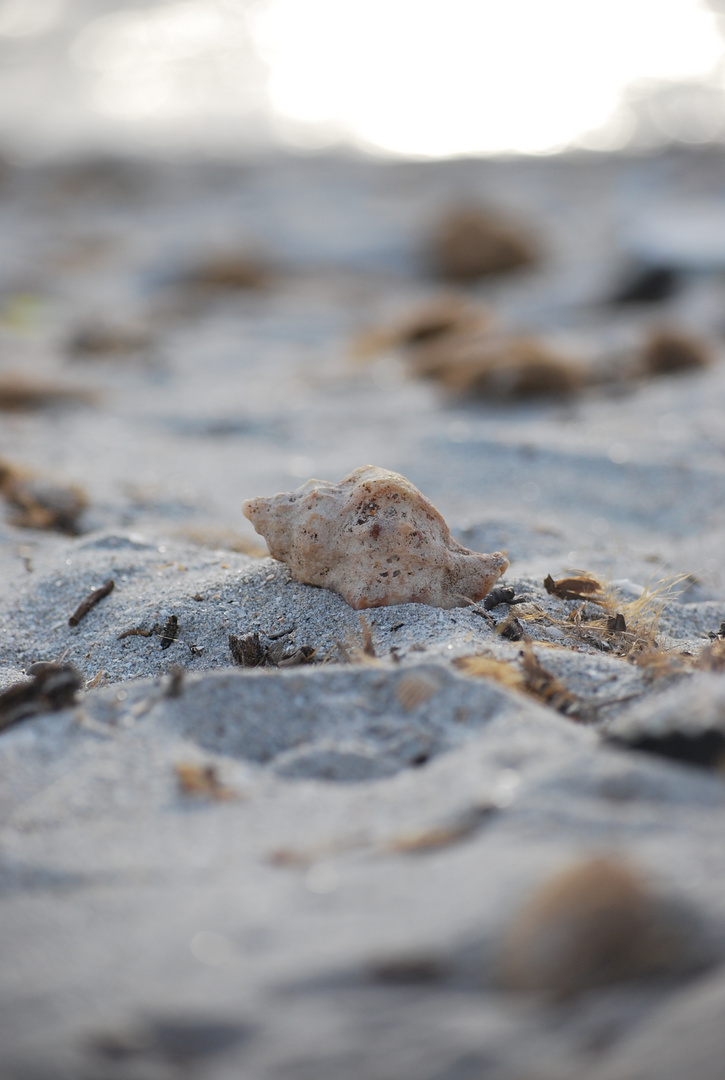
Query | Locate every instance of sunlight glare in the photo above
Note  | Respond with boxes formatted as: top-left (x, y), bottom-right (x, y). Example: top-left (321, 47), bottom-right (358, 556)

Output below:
top-left (251, 0), bottom-right (722, 154)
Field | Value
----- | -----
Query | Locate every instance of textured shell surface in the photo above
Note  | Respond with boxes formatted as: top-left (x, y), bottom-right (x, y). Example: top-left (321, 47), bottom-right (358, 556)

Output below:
top-left (242, 465), bottom-right (508, 610)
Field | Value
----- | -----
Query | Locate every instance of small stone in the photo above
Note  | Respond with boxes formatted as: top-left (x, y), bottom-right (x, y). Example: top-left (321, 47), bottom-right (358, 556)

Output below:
top-left (242, 466), bottom-right (508, 610)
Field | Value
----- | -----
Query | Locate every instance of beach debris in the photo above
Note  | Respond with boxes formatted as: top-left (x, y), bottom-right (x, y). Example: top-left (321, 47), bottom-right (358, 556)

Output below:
top-left (117, 626), bottom-right (154, 640)
top-left (89, 1016), bottom-right (250, 1064)
top-left (165, 665), bottom-right (185, 698)
top-left (609, 263), bottom-right (679, 305)
top-left (367, 953), bottom-right (448, 985)
top-left (457, 644), bottom-right (579, 717)
top-left (519, 644), bottom-right (579, 716)
top-left (428, 205), bottom-right (540, 281)
top-left (395, 671), bottom-right (442, 711)
top-left (495, 612), bottom-right (525, 642)
top-left (696, 638), bottom-right (725, 673)
top-left (175, 761), bottom-right (238, 800)
top-left (544, 573), bottom-right (604, 602)
top-left (159, 615), bottom-right (179, 650)
top-left (385, 804), bottom-right (493, 854)
top-left (606, 612), bottom-right (627, 634)
top-left (67, 322), bottom-right (153, 358)
top-left (0, 458), bottom-right (87, 533)
top-left (0, 374), bottom-right (95, 411)
top-left (483, 585), bottom-right (520, 610)
top-left (180, 252), bottom-right (270, 291)
top-left (639, 328), bottom-right (713, 376)
top-left (228, 631), bottom-right (265, 667)
top-left (68, 578), bottom-right (114, 627)
top-left (499, 856), bottom-right (689, 997)
top-left (409, 333), bottom-right (588, 399)
top-left (352, 294), bottom-right (489, 359)
top-left (243, 466), bottom-right (508, 610)
top-left (0, 663), bottom-right (83, 733)
top-left (228, 632), bottom-right (315, 668)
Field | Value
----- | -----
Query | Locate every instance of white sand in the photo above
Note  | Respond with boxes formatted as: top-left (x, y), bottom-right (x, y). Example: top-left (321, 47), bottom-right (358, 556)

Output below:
top-left (1, 147), bottom-right (725, 1079)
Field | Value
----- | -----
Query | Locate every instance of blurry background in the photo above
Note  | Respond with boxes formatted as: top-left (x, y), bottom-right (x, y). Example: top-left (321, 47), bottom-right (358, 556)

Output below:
top-left (2, 0), bottom-right (725, 160)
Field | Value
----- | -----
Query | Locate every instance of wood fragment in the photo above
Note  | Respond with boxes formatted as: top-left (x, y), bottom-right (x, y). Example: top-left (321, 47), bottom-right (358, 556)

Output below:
top-left (159, 614), bottom-right (179, 650)
top-left (117, 626), bottom-right (154, 639)
top-left (68, 579), bottom-right (114, 627)
top-left (358, 616), bottom-right (376, 657)
top-left (229, 631), bottom-right (265, 667)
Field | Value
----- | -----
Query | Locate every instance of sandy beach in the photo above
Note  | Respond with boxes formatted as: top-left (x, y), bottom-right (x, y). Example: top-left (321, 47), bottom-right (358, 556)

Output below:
top-left (1, 145), bottom-right (725, 1078)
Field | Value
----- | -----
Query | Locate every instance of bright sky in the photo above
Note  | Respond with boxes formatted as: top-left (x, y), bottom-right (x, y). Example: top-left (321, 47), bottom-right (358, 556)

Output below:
top-left (10, 0), bottom-right (725, 155)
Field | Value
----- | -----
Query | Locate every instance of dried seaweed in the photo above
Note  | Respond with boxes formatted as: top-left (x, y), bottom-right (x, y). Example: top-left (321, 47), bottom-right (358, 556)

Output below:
top-left (544, 574), bottom-right (604, 602)
top-left (0, 459), bottom-right (87, 534)
top-left (0, 664), bottom-right (83, 732)
top-left (429, 205), bottom-right (540, 281)
top-left (175, 761), bottom-right (238, 800)
top-left (639, 328), bottom-right (713, 376)
top-left (0, 375), bottom-right (96, 411)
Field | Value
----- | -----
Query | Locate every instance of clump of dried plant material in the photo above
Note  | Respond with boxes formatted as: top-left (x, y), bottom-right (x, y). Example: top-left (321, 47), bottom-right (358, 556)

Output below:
top-left (0, 663), bottom-right (83, 732)
top-left (395, 670), bottom-right (442, 711)
top-left (639, 327), bottom-right (713, 377)
top-left (0, 375), bottom-right (95, 411)
top-left (409, 331), bottom-right (589, 400)
top-left (385, 805), bottom-right (492, 854)
top-left (351, 294), bottom-right (490, 359)
top-left (228, 631), bottom-right (315, 669)
top-left (175, 761), bottom-right (238, 801)
top-left (546, 571), bottom-right (687, 667)
top-left (68, 579), bottom-right (114, 627)
top-left (499, 855), bottom-right (689, 998)
top-left (180, 252), bottom-right (270, 291)
top-left (175, 524), bottom-right (267, 558)
top-left (428, 205), bottom-right (540, 282)
top-left (519, 644), bottom-right (580, 715)
top-left (694, 637), bottom-right (725, 673)
top-left (0, 458), bottom-right (88, 533)
top-left (67, 322), bottom-right (154, 359)
top-left (456, 644), bottom-right (580, 717)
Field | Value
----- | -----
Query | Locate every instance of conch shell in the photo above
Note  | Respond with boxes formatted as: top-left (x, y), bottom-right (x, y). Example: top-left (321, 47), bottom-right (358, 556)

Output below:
top-left (242, 466), bottom-right (508, 610)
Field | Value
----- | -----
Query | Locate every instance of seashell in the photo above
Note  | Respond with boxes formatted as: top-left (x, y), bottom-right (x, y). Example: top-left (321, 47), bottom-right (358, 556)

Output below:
top-left (242, 466), bottom-right (508, 611)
